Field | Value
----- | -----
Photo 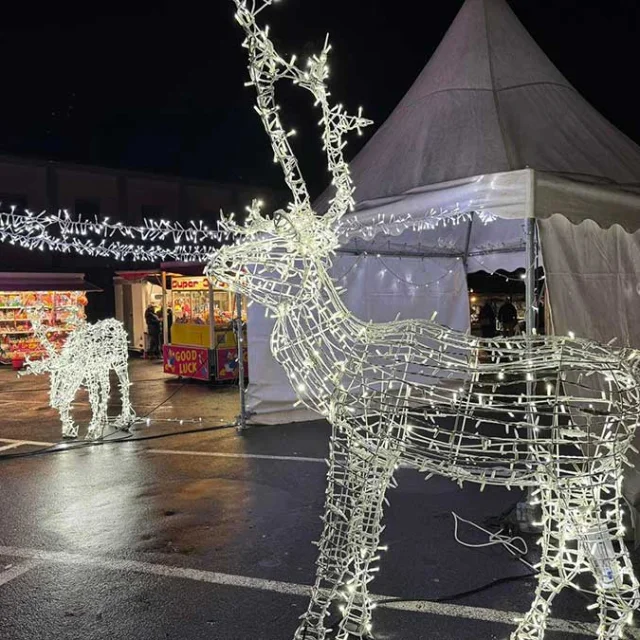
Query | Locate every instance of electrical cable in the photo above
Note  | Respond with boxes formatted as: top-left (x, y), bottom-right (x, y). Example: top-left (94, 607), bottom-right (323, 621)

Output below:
top-left (0, 381), bottom-right (238, 461)
top-left (0, 421), bottom-right (238, 462)
top-left (452, 511), bottom-right (536, 572)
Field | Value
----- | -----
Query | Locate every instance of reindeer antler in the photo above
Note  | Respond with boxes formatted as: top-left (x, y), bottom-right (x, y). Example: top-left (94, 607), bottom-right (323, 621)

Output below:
top-left (233, 0), bottom-right (371, 226)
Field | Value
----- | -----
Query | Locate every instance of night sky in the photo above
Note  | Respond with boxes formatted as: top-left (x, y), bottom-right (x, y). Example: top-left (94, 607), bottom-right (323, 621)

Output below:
top-left (0, 0), bottom-right (638, 197)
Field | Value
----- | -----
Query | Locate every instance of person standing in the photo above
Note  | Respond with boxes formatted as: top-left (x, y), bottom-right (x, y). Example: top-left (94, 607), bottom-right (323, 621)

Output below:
top-left (478, 301), bottom-right (496, 338)
top-left (498, 297), bottom-right (518, 337)
top-left (166, 307), bottom-right (173, 344)
top-left (145, 304), bottom-right (161, 358)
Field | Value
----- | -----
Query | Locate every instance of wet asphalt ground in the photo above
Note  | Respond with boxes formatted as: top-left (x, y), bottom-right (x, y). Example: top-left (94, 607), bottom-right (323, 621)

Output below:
top-left (0, 359), bottom-right (638, 640)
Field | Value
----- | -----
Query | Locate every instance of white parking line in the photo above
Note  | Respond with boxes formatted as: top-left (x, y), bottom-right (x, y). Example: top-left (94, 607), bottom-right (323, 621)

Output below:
top-left (147, 448), bottom-right (325, 464)
top-left (0, 442), bottom-right (25, 452)
top-left (0, 438), bottom-right (54, 447)
top-left (0, 559), bottom-right (41, 586)
top-left (0, 545), bottom-right (619, 637)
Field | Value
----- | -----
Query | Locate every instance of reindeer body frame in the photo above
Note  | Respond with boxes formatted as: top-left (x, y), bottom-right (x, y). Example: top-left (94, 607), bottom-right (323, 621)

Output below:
top-left (207, 2), bottom-right (640, 638)
top-left (23, 315), bottom-right (134, 440)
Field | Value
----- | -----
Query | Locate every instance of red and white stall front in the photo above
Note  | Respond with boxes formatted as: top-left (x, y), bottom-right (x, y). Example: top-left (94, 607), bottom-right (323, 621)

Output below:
top-left (160, 263), bottom-right (248, 383)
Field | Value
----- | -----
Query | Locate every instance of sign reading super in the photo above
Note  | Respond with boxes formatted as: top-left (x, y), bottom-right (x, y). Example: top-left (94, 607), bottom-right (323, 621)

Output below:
top-left (172, 276), bottom-right (230, 291)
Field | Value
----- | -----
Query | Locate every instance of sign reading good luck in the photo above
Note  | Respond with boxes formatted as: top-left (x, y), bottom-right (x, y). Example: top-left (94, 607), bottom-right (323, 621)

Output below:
top-left (163, 345), bottom-right (210, 380)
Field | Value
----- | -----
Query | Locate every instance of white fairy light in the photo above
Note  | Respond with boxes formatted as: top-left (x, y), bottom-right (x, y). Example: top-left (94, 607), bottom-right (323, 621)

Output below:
top-left (20, 309), bottom-right (135, 440)
top-left (203, 2), bottom-right (640, 640)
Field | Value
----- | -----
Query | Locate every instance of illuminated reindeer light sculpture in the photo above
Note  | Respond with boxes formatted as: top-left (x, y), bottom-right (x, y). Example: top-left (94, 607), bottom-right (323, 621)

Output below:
top-left (22, 311), bottom-right (134, 440)
top-left (208, 2), bottom-right (640, 639)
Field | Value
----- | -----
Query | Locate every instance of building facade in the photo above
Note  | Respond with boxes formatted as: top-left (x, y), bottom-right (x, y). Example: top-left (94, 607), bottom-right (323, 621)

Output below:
top-left (0, 154), bottom-right (286, 320)
top-left (0, 153), bottom-right (283, 225)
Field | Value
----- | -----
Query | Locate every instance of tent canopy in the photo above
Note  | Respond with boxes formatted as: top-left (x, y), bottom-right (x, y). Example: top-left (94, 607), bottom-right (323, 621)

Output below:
top-left (315, 0), bottom-right (640, 260)
top-left (247, 0), bottom-right (640, 539)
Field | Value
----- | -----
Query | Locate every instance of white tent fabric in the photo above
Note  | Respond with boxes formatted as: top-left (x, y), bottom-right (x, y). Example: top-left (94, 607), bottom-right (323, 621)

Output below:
top-left (539, 215), bottom-right (640, 539)
top-left (244, 0), bottom-right (640, 536)
top-left (314, 0), bottom-right (640, 207)
top-left (247, 0), bottom-right (640, 421)
top-left (247, 254), bottom-right (469, 424)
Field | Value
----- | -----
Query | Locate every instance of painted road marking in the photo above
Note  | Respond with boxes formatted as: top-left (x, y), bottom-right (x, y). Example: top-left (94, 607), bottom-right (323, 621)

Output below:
top-left (0, 545), bottom-right (622, 637)
top-left (147, 448), bottom-right (325, 464)
top-left (0, 438), bottom-right (55, 447)
top-left (0, 442), bottom-right (25, 452)
top-left (0, 559), bottom-right (41, 586)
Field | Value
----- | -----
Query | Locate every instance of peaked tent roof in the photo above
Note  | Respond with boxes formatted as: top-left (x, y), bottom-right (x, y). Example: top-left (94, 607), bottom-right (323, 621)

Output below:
top-left (317, 0), bottom-right (640, 214)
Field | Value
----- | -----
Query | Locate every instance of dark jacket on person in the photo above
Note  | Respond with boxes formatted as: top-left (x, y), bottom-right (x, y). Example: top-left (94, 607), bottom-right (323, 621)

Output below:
top-left (145, 307), bottom-right (161, 336)
top-left (479, 303), bottom-right (495, 327)
top-left (498, 302), bottom-right (517, 325)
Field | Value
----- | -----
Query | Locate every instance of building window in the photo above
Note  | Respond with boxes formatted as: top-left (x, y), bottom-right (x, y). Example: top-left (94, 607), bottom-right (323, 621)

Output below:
top-left (0, 194), bottom-right (28, 213)
top-left (74, 198), bottom-right (101, 217)
top-left (141, 205), bottom-right (164, 219)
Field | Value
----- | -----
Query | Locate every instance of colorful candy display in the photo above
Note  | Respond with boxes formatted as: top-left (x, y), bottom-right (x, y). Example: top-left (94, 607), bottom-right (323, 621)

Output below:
top-left (0, 291), bottom-right (87, 363)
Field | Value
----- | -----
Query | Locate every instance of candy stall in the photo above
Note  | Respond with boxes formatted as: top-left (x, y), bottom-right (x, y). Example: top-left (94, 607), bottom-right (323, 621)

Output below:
top-left (161, 268), bottom-right (248, 382)
top-left (0, 273), bottom-right (98, 365)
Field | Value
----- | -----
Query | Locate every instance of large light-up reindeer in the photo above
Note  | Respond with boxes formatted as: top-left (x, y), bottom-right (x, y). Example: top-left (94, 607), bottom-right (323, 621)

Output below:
top-left (22, 311), bottom-right (135, 440)
top-left (207, 2), bottom-right (640, 639)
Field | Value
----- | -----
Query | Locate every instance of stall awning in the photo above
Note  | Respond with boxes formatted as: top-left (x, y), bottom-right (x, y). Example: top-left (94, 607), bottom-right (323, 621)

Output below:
top-left (114, 270), bottom-right (162, 283)
top-left (160, 262), bottom-right (205, 277)
top-left (0, 272), bottom-right (102, 292)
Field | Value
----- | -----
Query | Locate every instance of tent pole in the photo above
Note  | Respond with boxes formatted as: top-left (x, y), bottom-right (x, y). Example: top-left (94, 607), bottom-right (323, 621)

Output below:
top-left (462, 213), bottom-right (474, 271)
top-left (161, 271), bottom-right (168, 346)
top-left (520, 168), bottom-right (539, 530)
top-left (235, 292), bottom-right (248, 432)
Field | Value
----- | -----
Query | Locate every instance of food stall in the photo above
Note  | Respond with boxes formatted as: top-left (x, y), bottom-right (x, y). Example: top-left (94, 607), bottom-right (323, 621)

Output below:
top-left (161, 268), bottom-right (248, 382)
top-left (113, 270), bottom-right (164, 353)
top-left (0, 272), bottom-right (97, 365)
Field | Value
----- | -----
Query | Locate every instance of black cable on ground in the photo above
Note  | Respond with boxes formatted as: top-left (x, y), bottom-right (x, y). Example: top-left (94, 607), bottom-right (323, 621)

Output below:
top-left (0, 422), bottom-right (238, 462)
top-left (375, 571), bottom-right (535, 606)
top-left (0, 382), bottom-right (239, 462)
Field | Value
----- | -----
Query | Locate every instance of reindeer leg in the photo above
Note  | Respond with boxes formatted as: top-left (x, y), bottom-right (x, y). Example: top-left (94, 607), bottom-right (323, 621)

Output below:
top-left (294, 426), bottom-right (371, 640)
top-left (97, 373), bottom-right (111, 438)
top-left (113, 364), bottom-right (134, 430)
top-left (580, 471), bottom-right (640, 640)
top-left (86, 377), bottom-right (106, 440)
top-left (332, 441), bottom-right (399, 640)
top-left (59, 403), bottom-right (78, 439)
top-left (511, 477), bottom-right (579, 640)
top-left (86, 381), bottom-right (100, 440)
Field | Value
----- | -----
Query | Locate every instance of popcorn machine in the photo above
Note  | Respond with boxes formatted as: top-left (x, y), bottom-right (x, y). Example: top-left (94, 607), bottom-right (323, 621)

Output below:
top-left (162, 269), bottom-right (248, 382)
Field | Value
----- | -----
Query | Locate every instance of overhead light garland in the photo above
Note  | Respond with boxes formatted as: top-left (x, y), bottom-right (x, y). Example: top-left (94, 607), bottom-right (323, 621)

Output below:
top-left (20, 309), bottom-right (135, 439)
top-left (0, 213), bottom-right (214, 262)
top-left (0, 208), bottom-right (224, 243)
top-left (337, 208), bottom-right (497, 243)
top-left (202, 2), bottom-right (640, 640)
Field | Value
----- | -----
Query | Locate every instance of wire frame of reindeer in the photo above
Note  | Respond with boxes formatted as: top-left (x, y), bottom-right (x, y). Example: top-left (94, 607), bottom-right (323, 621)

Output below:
top-left (21, 309), bottom-right (135, 440)
top-left (204, 2), bottom-right (640, 639)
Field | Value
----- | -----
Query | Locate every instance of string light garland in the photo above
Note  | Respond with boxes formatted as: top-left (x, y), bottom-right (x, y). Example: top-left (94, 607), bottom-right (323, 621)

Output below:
top-left (204, 2), bottom-right (640, 639)
top-left (0, 208), bottom-right (224, 243)
top-left (20, 309), bottom-right (135, 439)
top-left (0, 216), bottom-right (214, 262)
top-left (337, 208), bottom-right (497, 242)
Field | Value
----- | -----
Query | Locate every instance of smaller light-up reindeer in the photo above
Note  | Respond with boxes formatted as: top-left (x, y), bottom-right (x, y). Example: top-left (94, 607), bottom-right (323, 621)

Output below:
top-left (22, 311), bottom-right (135, 440)
top-left (208, 3), bottom-right (640, 639)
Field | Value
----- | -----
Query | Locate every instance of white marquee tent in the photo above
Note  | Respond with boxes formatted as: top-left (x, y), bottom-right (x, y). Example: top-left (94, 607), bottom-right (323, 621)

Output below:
top-left (244, 0), bottom-right (640, 532)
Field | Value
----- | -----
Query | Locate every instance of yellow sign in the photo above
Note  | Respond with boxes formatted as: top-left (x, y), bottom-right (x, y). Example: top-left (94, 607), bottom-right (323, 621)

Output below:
top-left (171, 276), bottom-right (230, 291)
top-left (172, 276), bottom-right (209, 291)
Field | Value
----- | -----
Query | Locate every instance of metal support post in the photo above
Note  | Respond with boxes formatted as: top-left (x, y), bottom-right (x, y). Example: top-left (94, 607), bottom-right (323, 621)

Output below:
top-left (516, 169), bottom-right (541, 531)
top-left (161, 271), bottom-right (169, 346)
top-left (235, 292), bottom-right (248, 432)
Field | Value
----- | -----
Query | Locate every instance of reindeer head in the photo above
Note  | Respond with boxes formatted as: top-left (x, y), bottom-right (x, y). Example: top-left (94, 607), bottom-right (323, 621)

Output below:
top-left (206, 200), bottom-right (342, 310)
top-left (18, 306), bottom-right (58, 379)
top-left (206, 0), bottom-right (371, 311)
